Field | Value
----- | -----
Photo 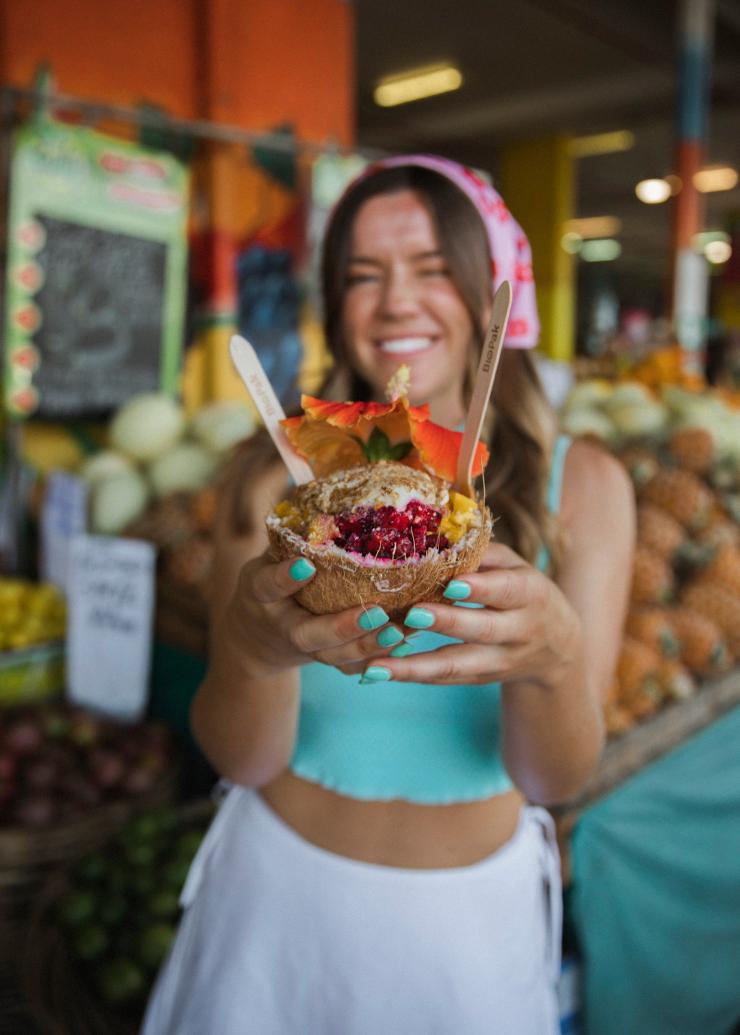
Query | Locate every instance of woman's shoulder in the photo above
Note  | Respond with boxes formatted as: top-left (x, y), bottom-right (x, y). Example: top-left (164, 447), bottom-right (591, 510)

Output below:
top-left (559, 436), bottom-right (635, 536)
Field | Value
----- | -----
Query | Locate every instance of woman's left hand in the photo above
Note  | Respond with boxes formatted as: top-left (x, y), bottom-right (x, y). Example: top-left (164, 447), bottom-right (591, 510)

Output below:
top-left (361, 542), bottom-right (582, 687)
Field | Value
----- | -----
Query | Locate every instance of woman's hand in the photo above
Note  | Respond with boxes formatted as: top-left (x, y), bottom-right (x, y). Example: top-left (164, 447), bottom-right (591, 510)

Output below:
top-left (225, 550), bottom-right (408, 679)
top-left (358, 542), bottom-right (582, 687)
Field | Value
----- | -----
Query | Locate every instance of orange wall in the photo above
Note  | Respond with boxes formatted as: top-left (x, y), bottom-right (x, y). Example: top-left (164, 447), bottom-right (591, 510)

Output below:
top-left (0, 0), bottom-right (354, 144)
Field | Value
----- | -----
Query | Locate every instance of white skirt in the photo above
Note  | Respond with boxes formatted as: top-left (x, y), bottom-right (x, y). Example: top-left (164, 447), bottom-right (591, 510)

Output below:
top-left (141, 787), bottom-right (562, 1035)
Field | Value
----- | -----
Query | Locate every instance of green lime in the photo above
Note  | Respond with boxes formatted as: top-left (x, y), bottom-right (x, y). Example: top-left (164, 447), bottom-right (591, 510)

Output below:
top-left (147, 889), bottom-right (181, 919)
top-left (130, 871), bottom-right (157, 898)
top-left (99, 896), bottom-right (128, 928)
top-left (56, 890), bottom-right (97, 928)
top-left (124, 840), bottom-right (160, 868)
top-left (162, 858), bottom-right (192, 891)
top-left (174, 830), bottom-right (205, 860)
top-left (137, 922), bottom-right (177, 970)
top-left (74, 853), bottom-right (108, 883)
top-left (104, 865), bottom-right (129, 895)
top-left (73, 923), bottom-right (109, 961)
top-left (97, 957), bottom-right (147, 1004)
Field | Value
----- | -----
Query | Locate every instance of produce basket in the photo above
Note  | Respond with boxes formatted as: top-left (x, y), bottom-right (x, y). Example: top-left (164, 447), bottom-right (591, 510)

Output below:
top-left (0, 700), bottom-right (181, 944)
top-left (0, 642), bottom-right (65, 708)
top-left (20, 799), bottom-right (215, 1035)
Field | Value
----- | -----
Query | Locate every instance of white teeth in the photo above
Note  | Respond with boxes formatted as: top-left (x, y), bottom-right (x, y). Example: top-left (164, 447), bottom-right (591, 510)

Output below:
top-left (379, 337), bottom-right (433, 354)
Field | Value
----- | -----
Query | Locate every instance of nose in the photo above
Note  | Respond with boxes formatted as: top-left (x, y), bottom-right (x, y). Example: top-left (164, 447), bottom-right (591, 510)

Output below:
top-left (378, 266), bottom-right (421, 318)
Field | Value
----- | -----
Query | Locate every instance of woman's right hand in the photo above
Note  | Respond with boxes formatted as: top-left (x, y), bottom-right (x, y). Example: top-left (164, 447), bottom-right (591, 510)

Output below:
top-left (224, 551), bottom-right (407, 678)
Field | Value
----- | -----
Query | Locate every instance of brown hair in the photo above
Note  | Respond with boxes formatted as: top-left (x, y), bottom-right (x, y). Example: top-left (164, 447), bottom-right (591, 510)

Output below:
top-left (226, 165), bottom-right (560, 567)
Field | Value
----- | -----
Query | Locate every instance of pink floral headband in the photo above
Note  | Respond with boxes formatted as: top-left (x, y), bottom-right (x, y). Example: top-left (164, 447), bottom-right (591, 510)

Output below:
top-left (347, 153), bottom-right (539, 349)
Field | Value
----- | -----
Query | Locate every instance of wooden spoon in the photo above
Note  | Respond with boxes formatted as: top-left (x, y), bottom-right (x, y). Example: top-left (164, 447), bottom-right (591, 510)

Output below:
top-left (454, 280), bottom-right (512, 497)
top-left (229, 334), bottom-right (315, 485)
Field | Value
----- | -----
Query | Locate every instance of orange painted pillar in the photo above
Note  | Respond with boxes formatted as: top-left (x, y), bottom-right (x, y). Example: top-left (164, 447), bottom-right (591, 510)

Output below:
top-left (0, 0), bottom-right (355, 408)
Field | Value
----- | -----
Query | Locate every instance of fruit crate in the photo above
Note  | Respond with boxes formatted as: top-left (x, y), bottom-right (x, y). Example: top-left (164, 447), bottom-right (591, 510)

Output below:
top-left (0, 642), bottom-right (65, 709)
top-left (19, 798), bottom-right (215, 1035)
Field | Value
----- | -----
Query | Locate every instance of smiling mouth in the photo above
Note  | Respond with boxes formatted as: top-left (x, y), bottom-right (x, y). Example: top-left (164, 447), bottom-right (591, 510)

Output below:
top-left (378, 337), bottom-right (436, 355)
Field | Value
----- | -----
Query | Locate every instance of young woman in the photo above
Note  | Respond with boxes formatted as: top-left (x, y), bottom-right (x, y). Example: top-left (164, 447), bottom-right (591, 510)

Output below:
top-left (142, 155), bottom-right (635, 1034)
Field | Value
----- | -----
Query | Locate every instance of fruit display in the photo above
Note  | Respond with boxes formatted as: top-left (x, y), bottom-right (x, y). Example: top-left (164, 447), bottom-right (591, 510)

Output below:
top-left (268, 372), bottom-right (491, 619)
top-left (0, 578), bottom-right (66, 653)
top-left (561, 378), bottom-right (740, 460)
top-left (27, 800), bottom-right (214, 1028)
top-left (562, 384), bottom-right (740, 738)
top-left (22, 392), bottom-right (255, 538)
top-left (0, 699), bottom-right (177, 831)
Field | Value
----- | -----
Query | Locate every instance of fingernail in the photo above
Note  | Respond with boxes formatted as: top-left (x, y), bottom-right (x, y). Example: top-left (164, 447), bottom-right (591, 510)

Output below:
top-left (443, 579), bottom-right (471, 601)
top-left (404, 607), bottom-right (435, 630)
top-left (376, 626), bottom-right (404, 648)
top-left (360, 665), bottom-right (392, 684)
top-left (389, 641), bottom-right (416, 658)
top-left (358, 606), bottom-right (389, 631)
top-left (289, 558), bottom-right (315, 581)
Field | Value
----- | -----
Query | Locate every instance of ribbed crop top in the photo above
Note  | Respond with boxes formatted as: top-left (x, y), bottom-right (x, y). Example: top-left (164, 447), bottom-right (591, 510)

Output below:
top-left (290, 435), bottom-right (572, 804)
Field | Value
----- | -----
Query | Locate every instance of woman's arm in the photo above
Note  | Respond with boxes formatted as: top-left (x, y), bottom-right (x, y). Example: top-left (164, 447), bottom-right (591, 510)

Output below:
top-left (500, 442), bottom-right (635, 803)
top-left (191, 463), bottom-right (408, 787)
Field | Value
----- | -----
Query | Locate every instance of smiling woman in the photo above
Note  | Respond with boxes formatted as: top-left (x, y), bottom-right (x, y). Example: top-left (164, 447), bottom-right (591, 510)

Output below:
top-left (141, 155), bottom-right (635, 1035)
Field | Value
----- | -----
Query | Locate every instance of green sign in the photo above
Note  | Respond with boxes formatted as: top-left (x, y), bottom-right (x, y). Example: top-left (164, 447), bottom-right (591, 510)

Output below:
top-left (4, 118), bottom-right (189, 418)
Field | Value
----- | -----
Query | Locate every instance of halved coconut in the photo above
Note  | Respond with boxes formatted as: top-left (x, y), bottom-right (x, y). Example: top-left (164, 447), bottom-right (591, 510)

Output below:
top-left (266, 462), bottom-right (492, 620)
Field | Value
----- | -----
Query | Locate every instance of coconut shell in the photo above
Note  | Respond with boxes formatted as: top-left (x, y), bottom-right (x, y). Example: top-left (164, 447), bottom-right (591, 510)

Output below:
top-left (267, 504), bottom-right (492, 621)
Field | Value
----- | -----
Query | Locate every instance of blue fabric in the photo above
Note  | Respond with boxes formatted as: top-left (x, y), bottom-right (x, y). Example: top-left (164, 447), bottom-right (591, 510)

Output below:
top-left (291, 435), bottom-right (572, 803)
top-left (569, 704), bottom-right (740, 1035)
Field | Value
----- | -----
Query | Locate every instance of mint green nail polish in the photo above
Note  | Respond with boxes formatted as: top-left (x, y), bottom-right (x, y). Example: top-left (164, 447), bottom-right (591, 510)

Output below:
top-left (404, 607), bottom-right (435, 630)
top-left (360, 665), bottom-right (392, 684)
top-left (376, 626), bottom-right (404, 648)
top-left (358, 606), bottom-right (389, 631)
top-left (289, 558), bottom-right (315, 581)
top-left (390, 641), bottom-right (416, 658)
top-left (444, 579), bottom-right (471, 601)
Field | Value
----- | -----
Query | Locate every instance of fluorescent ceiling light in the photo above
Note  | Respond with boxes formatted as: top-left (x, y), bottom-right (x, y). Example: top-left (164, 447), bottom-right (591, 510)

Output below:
top-left (374, 65), bottom-right (463, 107)
top-left (635, 178), bottom-right (672, 204)
top-left (561, 232), bottom-right (582, 254)
top-left (693, 166), bottom-right (739, 193)
top-left (567, 131), bottom-right (635, 158)
top-left (580, 239), bottom-right (622, 262)
top-left (704, 240), bottom-right (732, 264)
top-left (563, 216), bottom-right (622, 239)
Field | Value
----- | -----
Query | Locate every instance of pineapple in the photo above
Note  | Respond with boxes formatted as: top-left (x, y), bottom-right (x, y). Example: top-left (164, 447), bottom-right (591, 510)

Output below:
top-left (667, 606), bottom-right (730, 675)
top-left (630, 547), bottom-right (675, 606)
top-left (616, 636), bottom-right (663, 719)
top-left (625, 606), bottom-right (680, 658)
top-left (125, 494), bottom-right (195, 550)
top-left (604, 700), bottom-right (635, 738)
top-left (680, 582), bottom-right (740, 656)
top-left (618, 446), bottom-right (661, 490)
top-left (191, 485), bottom-right (218, 534)
top-left (697, 543), bottom-right (740, 596)
top-left (165, 536), bottom-right (214, 596)
top-left (658, 658), bottom-right (696, 701)
top-left (695, 509), bottom-right (740, 550)
top-left (635, 503), bottom-right (686, 562)
top-left (667, 426), bottom-right (714, 474)
top-left (641, 468), bottom-right (713, 531)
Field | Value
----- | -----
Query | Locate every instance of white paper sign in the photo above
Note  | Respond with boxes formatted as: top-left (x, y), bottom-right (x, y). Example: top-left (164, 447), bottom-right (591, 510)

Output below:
top-left (40, 471), bottom-right (89, 592)
top-left (66, 535), bottom-right (156, 721)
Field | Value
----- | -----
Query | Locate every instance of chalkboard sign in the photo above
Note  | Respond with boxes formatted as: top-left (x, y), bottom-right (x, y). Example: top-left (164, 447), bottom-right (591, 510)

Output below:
top-left (4, 118), bottom-right (189, 419)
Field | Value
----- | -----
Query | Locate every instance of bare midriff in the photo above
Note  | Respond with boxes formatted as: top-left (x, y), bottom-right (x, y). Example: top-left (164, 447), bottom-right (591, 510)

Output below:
top-left (260, 770), bottom-right (525, 869)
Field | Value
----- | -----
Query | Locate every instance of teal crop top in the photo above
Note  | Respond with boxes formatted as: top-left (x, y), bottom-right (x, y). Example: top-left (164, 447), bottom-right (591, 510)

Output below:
top-left (290, 435), bottom-right (572, 804)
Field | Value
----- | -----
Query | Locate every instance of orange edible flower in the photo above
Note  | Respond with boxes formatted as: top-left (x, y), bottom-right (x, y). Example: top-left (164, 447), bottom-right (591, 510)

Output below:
top-left (282, 393), bottom-right (489, 483)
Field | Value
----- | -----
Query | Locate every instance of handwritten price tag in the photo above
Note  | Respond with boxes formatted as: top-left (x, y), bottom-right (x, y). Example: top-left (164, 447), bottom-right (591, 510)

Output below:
top-left (66, 535), bottom-right (156, 721)
top-left (40, 471), bottom-right (89, 592)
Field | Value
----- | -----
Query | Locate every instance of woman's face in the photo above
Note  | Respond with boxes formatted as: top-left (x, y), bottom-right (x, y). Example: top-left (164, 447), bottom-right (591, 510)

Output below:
top-left (340, 189), bottom-right (477, 424)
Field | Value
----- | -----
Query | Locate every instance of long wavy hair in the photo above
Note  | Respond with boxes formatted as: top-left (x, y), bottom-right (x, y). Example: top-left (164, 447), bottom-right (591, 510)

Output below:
top-left (226, 166), bottom-right (561, 568)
